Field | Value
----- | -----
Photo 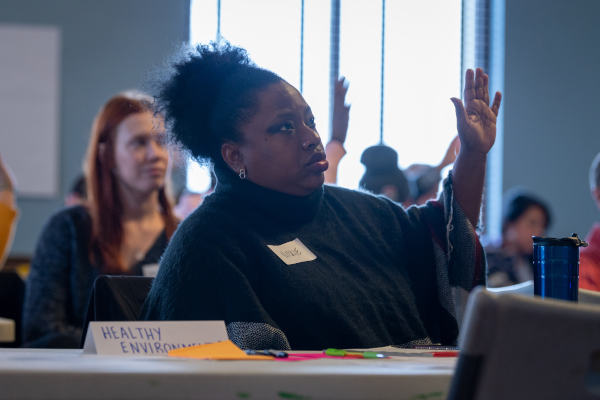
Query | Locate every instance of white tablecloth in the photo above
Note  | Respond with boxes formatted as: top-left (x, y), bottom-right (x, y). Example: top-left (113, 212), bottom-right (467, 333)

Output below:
top-left (0, 348), bottom-right (456, 399)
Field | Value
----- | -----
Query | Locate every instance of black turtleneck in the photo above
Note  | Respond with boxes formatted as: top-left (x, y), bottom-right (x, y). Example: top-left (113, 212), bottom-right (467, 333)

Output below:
top-left (141, 165), bottom-right (485, 350)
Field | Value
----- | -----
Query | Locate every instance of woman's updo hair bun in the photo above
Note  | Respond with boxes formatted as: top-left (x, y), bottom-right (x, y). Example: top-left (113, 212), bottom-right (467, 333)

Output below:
top-left (148, 40), bottom-right (282, 166)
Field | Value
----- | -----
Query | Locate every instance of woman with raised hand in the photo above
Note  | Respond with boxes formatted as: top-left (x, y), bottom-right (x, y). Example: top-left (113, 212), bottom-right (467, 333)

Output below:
top-left (141, 41), bottom-right (502, 350)
top-left (23, 93), bottom-right (177, 348)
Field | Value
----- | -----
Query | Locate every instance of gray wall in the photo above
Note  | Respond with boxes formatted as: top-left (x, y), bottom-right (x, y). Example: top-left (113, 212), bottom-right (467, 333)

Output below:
top-left (0, 0), bottom-right (190, 256)
top-left (503, 0), bottom-right (600, 239)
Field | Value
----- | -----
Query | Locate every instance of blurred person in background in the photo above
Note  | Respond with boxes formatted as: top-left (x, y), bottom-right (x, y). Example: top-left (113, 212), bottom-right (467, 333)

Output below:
top-left (579, 152), bottom-right (600, 291)
top-left (64, 175), bottom-right (87, 207)
top-left (324, 77), bottom-right (350, 186)
top-left (22, 93), bottom-right (178, 348)
top-left (323, 76), bottom-right (461, 206)
top-left (324, 77), bottom-right (410, 202)
top-left (403, 136), bottom-right (461, 207)
top-left (0, 149), bottom-right (19, 348)
top-left (173, 171), bottom-right (216, 220)
top-left (0, 149), bottom-right (17, 268)
top-left (486, 188), bottom-right (552, 288)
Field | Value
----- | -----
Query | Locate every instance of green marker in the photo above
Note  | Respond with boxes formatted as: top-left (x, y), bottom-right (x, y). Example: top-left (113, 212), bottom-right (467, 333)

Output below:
top-left (324, 349), bottom-right (387, 358)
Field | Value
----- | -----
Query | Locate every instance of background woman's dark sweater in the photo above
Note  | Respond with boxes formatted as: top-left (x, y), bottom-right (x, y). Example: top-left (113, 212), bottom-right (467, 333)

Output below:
top-left (23, 206), bottom-right (167, 348)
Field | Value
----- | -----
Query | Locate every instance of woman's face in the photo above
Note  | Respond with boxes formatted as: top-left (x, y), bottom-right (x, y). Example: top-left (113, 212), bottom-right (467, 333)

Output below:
top-left (113, 111), bottom-right (168, 196)
top-left (228, 81), bottom-right (328, 196)
top-left (505, 205), bottom-right (548, 255)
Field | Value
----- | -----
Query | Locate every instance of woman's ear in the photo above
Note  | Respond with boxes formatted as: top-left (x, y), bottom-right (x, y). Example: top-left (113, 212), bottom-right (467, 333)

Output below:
top-left (221, 143), bottom-right (245, 173)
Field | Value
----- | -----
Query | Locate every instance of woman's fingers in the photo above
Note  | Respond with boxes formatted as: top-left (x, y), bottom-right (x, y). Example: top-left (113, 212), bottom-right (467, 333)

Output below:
top-left (490, 91), bottom-right (502, 116)
top-left (463, 69), bottom-right (475, 102)
top-left (482, 73), bottom-right (490, 105)
top-left (474, 68), bottom-right (484, 100)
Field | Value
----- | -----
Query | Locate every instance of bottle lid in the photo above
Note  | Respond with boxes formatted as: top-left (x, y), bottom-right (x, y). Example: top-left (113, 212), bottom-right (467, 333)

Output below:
top-left (532, 233), bottom-right (589, 247)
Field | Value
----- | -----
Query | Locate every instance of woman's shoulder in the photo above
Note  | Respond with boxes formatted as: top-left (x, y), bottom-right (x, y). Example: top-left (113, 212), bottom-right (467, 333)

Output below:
top-left (46, 205), bottom-right (90, 227)
top-left (39, 205), bottom-right (92, 240)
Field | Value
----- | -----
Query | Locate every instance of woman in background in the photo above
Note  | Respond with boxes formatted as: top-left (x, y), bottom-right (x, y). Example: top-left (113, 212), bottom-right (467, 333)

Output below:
top-left (486, 188), bottom-right (552, 287)
top-left (23, 93), bottom-right (177, 348)
top-left (0, 149), bottom-right (17, 268)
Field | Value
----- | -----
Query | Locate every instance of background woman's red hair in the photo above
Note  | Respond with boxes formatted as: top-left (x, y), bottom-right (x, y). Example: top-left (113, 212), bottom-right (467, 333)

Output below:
top-left (85, 93), bottom-right (177, 274)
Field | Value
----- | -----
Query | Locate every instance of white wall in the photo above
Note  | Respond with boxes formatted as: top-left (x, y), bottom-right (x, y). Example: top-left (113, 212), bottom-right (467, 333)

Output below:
top-left (503, 0), bottom-right (600, 239)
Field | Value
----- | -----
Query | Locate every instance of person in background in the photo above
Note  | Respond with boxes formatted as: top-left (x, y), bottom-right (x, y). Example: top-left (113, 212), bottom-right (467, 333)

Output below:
top-left (324, 77), bottom-right (410, 202)
top-left (22, 93), bottom-right (178, 348)
top-left (322, 78), bottom-right (460, 205)
top-left (579, 152), bottom-right (600, 291)
top-left (323, 77), bottom-right (350, 185)
top-left (141, 41), bottom-right (501, 350)
top-left (0, 150), bottom-right (19, 347)
top-left (64, 175), bottom-right (87, 207)
top-left (486, 188), bottom-right (552, 288)
top-left (0, 150), bottom-right (18, 270)
top-left (404, 136), bottom-right (461, 207)
top-left (173, 171), bottom-right (217, 220)
top-left (359, 144), bottom-right (410, 203)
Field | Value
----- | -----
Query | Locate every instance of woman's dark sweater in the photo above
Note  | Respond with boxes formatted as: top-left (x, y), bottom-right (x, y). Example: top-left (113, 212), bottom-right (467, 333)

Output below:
top-left (23, 206), bottom-right (168, 347)
top-left (141, 166), bottom-right (485, 350)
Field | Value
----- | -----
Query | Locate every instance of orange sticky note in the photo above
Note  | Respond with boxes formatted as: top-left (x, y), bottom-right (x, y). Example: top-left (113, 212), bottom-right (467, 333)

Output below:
top-left (168, 340), bottom-right (273, 360)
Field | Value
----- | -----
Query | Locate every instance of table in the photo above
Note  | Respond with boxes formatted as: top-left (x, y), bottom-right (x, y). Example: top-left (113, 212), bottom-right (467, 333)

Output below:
top-left (0, 348), bottom-right (456, 399)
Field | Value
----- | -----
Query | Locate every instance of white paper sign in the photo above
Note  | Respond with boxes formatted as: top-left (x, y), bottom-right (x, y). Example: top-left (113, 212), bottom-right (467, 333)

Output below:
top-left (267, 238), bottom-right (317, 265)
top-left (83, 321), bottom-right (228, 356)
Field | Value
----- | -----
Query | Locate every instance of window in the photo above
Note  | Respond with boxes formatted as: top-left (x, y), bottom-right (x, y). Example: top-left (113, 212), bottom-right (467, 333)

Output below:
top-left (189, 0), bottom-right (462, 193)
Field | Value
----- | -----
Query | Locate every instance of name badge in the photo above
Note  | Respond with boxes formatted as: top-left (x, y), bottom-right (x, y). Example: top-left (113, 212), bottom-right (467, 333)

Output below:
top-left (267, 238), bottom-right (317, 265)
top-left (83, 321), bottom-right (229, 356)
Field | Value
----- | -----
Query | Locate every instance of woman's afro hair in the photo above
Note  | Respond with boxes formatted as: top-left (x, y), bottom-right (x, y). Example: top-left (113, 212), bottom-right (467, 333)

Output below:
top-left (146, 40), bottom-right (282, 166)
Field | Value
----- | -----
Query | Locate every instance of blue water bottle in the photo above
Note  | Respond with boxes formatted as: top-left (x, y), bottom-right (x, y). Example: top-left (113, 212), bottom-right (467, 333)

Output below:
top-left (532, 233), bottom-right (588, 302)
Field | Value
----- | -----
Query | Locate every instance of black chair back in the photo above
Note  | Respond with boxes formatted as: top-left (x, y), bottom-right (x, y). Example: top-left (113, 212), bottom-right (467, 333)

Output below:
top-left (0, 271), bottom-right (25, 348)
top-left (79, 275), bottom-right (153, 348)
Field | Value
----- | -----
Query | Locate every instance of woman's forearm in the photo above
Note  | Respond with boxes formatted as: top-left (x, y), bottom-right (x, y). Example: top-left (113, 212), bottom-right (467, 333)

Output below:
top-left (451, 150), bottom-right (487, 228)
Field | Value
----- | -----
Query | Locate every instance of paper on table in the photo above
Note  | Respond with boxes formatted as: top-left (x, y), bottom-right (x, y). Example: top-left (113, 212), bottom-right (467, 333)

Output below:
top-left (168, 340), bottom-right (273, 360)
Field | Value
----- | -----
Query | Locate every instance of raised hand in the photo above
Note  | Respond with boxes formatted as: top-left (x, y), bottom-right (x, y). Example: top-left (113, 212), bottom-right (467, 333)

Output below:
top-left (330, 76), bottom-right (350, 144)
top-left (450, 68), bottom-right (502, 155)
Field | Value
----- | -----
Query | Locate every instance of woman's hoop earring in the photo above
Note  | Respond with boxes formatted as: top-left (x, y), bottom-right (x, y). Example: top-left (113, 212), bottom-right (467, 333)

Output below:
top-left (239, 168), bottom-right (246, 179)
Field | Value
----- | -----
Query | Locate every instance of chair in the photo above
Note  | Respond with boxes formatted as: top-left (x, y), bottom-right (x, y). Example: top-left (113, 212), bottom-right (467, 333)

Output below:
top-left (79, 275), bottom-right (154, 348)
top-left (448, 287), bottom-right (600, 399)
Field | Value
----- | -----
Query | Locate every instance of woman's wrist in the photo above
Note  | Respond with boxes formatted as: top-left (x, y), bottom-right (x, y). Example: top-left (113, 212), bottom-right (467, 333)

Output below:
top-left (455, 149), bottom-right (487, 167)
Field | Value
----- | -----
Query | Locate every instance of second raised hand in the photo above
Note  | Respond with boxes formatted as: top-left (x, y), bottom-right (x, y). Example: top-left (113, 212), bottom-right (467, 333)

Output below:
top-left (450, 68), bottom-right (502, 156)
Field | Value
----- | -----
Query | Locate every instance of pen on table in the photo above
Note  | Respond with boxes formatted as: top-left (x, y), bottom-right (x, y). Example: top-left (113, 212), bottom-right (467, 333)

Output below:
top-left (324, 349), bottom-right (388, 359)
top-left (245, 349), bottom-right (288, 358)
top-left (412, 345), bottom-right (459, 350)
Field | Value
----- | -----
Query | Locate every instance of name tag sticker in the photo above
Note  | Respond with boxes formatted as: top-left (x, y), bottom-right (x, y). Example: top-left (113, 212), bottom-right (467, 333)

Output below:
top-left (268, 238), bottom-right (317, 265)
top-left (83, 321), bottom-right (228, 356)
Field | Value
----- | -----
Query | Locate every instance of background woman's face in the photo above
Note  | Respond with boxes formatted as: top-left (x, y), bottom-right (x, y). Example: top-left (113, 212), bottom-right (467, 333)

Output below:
top-left (113, 111), bottom-right (168, 196)
top-left (505, 205), bottom-right (547, 255)
top-left (236, 81), bottom-right (328, 196)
